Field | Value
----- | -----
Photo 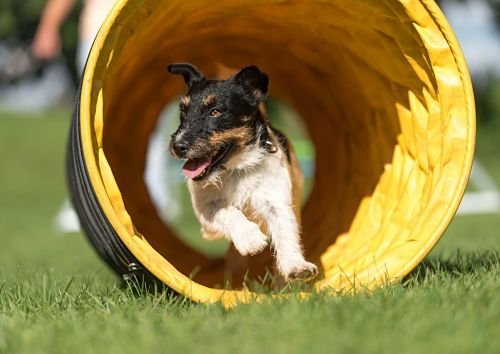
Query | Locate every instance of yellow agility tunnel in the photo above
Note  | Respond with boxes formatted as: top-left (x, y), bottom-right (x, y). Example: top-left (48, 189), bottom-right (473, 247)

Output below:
top-left (68, 0), bottom-right (475, 306)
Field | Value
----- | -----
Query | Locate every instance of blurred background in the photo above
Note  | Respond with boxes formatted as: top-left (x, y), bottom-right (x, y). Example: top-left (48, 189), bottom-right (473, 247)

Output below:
top-left (0, 0), bottom-right (498, 282)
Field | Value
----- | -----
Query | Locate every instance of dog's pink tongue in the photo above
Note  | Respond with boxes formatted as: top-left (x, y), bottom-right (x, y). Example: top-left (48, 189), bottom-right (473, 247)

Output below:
top-left (182, 157), bottom-right (211, 179)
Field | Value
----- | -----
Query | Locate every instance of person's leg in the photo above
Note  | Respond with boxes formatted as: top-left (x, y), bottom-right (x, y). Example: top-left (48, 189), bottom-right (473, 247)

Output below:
top-left (144, 105), bottom-right (179, 222)
top-left (76, 40), bottom-right (93, 74)
top-left (53, 39), bottom-right (92, 233)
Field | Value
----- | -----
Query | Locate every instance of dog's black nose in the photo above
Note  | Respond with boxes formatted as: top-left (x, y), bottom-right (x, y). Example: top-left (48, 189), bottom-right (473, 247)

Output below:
top-left (173, 141), bottom-right (189, 157)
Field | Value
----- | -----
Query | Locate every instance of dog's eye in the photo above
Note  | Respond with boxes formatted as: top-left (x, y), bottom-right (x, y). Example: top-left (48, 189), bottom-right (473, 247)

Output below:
top-left (209, 109), bottom-right (222, 118)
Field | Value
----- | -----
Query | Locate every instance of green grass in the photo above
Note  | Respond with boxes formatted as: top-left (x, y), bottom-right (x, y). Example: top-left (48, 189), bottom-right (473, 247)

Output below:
top-left (0, 109), bottom-right (499, 354)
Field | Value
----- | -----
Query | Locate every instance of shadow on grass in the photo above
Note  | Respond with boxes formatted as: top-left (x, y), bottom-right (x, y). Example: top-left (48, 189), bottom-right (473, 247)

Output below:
top-left (403, 250), bottom-right (500, 286)
top-left (116, 250), bottom-right (500, 300)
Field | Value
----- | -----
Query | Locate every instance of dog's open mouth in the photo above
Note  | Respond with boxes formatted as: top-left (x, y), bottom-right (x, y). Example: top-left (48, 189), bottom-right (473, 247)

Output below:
top-left (182, 144), bottom-right (233, 180)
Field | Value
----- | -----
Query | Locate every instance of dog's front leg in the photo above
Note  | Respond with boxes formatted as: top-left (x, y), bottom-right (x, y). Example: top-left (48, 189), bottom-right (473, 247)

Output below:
top-left (264, 204), bottom-right (318, 281)
top-left (199, 204), bottom-right (269, 256)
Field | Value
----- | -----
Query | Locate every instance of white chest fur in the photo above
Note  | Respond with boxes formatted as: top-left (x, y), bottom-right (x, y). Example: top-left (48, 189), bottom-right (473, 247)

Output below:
top-left (189, 148), bottom-right (291, 213)
top-left (186, 146), bottom-right (317, 281)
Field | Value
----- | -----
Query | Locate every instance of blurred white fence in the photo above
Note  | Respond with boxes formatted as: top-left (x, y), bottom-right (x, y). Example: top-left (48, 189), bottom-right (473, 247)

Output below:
top-left (457, 159), bottom-right (500, 215)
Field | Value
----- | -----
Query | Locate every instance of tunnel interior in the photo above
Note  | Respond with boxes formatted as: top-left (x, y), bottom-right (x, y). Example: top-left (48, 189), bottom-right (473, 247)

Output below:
top-left (79, 0), bottom-right (474, 298)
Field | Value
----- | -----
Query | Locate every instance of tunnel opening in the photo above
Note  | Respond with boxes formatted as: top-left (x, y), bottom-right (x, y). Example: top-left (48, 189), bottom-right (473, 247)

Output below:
top-left (76, 0), bottom-right (474, 302)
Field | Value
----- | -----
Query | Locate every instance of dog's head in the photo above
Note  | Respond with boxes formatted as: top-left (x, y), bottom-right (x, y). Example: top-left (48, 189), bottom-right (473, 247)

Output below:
top-left (168, 63), bottom-right (269, 181)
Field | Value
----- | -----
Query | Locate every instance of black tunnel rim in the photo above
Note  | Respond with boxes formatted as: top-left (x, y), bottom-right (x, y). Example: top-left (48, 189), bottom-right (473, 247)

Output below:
top-left (66, 85), bottom-right (169, 292)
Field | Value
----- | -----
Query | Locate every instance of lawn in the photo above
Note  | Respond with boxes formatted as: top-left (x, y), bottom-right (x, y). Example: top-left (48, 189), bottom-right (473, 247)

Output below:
top-left (0, 109), bottom-right (499, 354)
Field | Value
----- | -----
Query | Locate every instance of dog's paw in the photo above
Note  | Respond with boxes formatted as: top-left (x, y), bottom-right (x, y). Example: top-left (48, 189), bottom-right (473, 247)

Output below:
top-left (282, 260), bottom-right (318, 282)
top-left (232, 225), bottom-right (268, 256)
top-left (201, 228), bottom-right (223, 241)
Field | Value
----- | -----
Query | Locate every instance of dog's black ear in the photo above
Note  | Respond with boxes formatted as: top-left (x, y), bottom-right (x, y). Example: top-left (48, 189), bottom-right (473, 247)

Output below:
top-left (167, 63), bottom-right (204, 88)
top-left (233, 66), bottom-right (269, 104)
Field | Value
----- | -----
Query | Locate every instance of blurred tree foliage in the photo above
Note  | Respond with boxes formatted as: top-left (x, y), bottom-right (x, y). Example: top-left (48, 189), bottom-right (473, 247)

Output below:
top-left (475, 77), bottom-right (500, 126)
top-left (0, 0), bottom-right (43, 41)
top-left (0, 0), bottom-right (82, 82)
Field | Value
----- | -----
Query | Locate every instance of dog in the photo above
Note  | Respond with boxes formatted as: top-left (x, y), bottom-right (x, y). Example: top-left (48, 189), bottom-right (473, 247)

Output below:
top-left (168, 63), bottom-right (317, 281)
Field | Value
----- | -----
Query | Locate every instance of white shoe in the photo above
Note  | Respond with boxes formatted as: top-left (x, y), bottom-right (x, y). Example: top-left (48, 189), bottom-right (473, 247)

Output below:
top-left (54, 200), bottom-right (81, 234)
